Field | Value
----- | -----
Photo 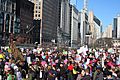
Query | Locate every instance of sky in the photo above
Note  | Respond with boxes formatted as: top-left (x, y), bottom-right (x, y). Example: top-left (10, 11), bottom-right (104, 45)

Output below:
top-left (71, 0), bottom-right (120, 31)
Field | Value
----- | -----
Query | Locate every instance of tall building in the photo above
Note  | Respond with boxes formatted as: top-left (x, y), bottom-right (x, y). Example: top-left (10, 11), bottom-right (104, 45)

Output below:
top-left (117, 16), bottom-right (120, 38)
top-left (70, 5), bottom-right (79, 48)
top-left (29, 0), bottom-right (41, 20)
top-left (102, 24), bottom-right (112, 38)
top-left (79, 0), bottom-right (90, 46)
top-left (79, 0), bottom-right (102, 47)
top-left (107, 24), bottom-right (112, 38)
top-left (28, 0), bottom-right (41, 44)
top-left (113, 17), bottom-right (117, 38)
top-left (29, 0), bottom-right (59, 47)
top-left (16, 0), bottom-right (34, 44)
top-left (88, 11), bottom-right (101, 44)
top-left (113, 15), bottom-right (120, 39)
top-left (78, 12), bottom-right (81, 47)
top-left (80, 9), bottom-right (89, 46)
top-left (57, 0), bottom-right (70, 47)
top-left (0, 0), bottom-right (18, 46)
top-left (42, 0), bottom-right (59, 46)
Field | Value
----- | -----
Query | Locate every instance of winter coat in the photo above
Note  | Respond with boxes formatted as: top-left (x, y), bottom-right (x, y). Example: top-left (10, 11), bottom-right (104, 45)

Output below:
top-left (82, 75), bottom-right (91, 80)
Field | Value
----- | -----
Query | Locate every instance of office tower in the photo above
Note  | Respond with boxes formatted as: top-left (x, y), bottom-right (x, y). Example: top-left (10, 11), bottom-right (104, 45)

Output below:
top-left (103, 24), bottom-right (112, 38)
top-left (80, 9), bottom-right (88, 46)
top-left (28, 0), bottom-right (41, 44)
top-left (113, 17), bottom-right (117, 38)
top-left (79, 0), bottom-right (89, 46)
top-left (29, 0), bottom-right (41, 20)
top-left (88, 11), bottom-right (101, 43)
top-left (70, 5), bottom-right (79, 48)
top-left (57, 0), bottom-right (70, 47)
top-left (29, 0), bottom-right (59, 46)
top-left (117, 16), bottom-right (120, 38)
top-left (113, 15), bottom-right (120, 39)
top-left (42, 0), bottom-right (59, 46)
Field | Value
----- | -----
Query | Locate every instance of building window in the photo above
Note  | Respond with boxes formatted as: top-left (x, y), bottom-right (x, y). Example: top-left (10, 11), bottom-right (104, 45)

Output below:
top-left (36, 6), bottom-right (38, 9)
top-left (35, 14), bottom-right (37, 17)
top-left (38, 14), bottom-right (40, 17)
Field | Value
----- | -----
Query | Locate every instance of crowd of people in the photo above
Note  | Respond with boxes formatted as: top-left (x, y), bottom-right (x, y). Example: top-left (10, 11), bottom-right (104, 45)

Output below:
top-left (0, 46), bottom-right (120, 80)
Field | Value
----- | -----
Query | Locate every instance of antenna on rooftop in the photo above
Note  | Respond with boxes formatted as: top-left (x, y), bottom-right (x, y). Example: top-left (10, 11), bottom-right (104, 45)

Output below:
top-left (83, 0), bottom-right (88, 12)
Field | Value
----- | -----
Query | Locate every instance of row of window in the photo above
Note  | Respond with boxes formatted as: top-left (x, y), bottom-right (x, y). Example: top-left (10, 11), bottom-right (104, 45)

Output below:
top-left (35, 5), bottom-right (41, 9)
top-left (112, 40), bottom-right (120, 43)
top-left (34, 10), bottom-right (40, 13)
top-left (0, 2), bottom-right (16, 14)
top-left (34, 14), bottom-right (40, 17)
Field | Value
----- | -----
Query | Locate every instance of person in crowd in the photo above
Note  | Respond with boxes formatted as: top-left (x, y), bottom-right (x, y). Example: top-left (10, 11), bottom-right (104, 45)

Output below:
top-left (1, 46), bottom-right (120, 80)
top-left (82, 68), bottom-right (91, 80)
top-left (6, 69), bottom-right (16, 80)
top-left (0, 58), bottom-right (5, 80)
top-left (93, 66), bottom-right (103, 80)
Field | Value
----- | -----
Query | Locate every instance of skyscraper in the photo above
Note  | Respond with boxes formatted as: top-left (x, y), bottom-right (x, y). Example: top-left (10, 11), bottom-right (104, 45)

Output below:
top-left (113, 15), bottom-right (120, 39)
top-left (117, 16), bottom-right (120, 38)
top-left (88, 11), bottom-right (101, 43)
top-left (80, 9), bottom-right (88, 46)
top-left (79, 0), bottom-right (90, 46)
top-left (102, 24), bottom-right (112, 38)
top-left (42, 0), bottom-right (59, 46)
top-left (57, 0), bottom-right (70, 47)
top-left (29, 0), bottom-right (59, 46)
top-left (29, 0), bottom-right (41, 20)
top-left (70, 5), bottom-right (79, 48)
top-left (113, 17), bottom-right (117, 38)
